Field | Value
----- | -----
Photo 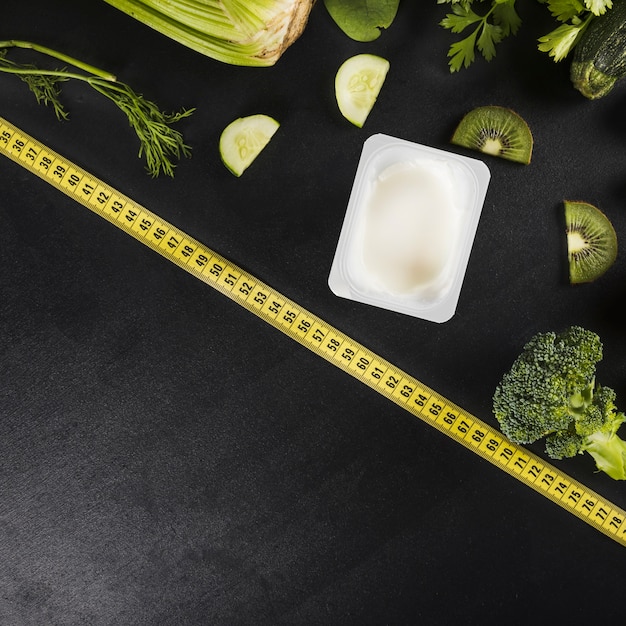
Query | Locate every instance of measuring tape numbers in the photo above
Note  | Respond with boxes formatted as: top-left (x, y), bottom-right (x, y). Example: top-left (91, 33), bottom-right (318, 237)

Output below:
top-left (2, 115), bottom-right (625, 547)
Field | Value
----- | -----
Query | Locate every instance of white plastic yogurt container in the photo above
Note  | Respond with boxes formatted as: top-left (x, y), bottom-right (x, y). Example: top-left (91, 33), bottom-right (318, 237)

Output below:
top-left (328, 134), bottom-right (491, 323)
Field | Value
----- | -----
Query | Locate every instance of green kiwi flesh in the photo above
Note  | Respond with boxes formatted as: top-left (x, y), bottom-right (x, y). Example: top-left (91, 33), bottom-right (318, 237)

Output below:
top-left (565, 200), bottom-right (617, 284)
top-left (451, 105), bottom-right (533, 164)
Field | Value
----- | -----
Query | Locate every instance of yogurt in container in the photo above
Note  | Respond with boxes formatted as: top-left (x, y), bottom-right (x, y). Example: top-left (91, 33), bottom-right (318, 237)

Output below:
top-left (328, 134), bottom-right (490, 323)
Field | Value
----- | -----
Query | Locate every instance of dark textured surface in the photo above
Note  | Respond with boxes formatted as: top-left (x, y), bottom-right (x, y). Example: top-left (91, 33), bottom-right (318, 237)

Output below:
top-left (2, 1), bottom-right (626, 623)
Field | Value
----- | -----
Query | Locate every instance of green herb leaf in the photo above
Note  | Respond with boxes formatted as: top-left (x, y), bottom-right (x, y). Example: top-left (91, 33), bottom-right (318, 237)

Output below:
top-left (477, 22), bottom-right (502, 61)
top-left (584, 0), bottom-right (613, 15)
top-left (493, 1), bottom-right (521, 36)
top-left (323, 0), bottom-right (400, 42)
top-left (546, 0), bottom-right (586, 22)
top-left (89, 79), bottom-right (194, 178)
top-left (440, 4), bottom-right (482, 33)
top-left (0, 40), bottom-right (193, 177)
top-left (537, 21), bottom-right (586, 60)
top-left (440, 0), bottom-right (519, 71)
top-left (439, 0), bottom-right (616, 69)
top-left (0, 52), bottom-right (69, 120)
top-left (447, 29), bottom-right (478, 72)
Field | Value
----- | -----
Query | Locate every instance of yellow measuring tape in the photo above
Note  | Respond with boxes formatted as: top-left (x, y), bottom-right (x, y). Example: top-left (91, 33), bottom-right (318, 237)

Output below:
top-left (2, 115), bottom-right (625, 547)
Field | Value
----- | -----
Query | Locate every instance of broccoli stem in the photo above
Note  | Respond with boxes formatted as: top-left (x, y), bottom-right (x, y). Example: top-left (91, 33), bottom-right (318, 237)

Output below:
top-left (584, 430), bottom-right (626, 480)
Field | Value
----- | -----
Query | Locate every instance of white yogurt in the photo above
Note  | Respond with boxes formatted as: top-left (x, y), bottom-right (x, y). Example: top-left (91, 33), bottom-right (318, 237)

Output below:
top-left (361, 160), bottom-right (460, 295)
top-left (329, 134), bottom-right (490, 322)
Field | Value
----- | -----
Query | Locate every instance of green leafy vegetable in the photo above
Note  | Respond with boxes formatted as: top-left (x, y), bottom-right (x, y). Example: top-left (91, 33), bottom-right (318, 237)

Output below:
top-left (0, 40), bottom-right (193, 177)
top-left (539, 0), bottom-right (614, 61)
top-left (537, 21), bottom-right (590, 62)
top-left (323, 0), bottom-right (400, 42)
top-left (103, 0), bottom-right (315, 66)
top-left (438, 0), bottom-right (521, 72)
top-left (493, 326), bottom-right (626, 480)
top-left (438, 0), bottom-right (614, 71)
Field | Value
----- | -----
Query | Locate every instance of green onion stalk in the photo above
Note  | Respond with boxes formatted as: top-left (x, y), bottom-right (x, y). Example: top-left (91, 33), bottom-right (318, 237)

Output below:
top-left (102, 0), bottom-right (317, 66)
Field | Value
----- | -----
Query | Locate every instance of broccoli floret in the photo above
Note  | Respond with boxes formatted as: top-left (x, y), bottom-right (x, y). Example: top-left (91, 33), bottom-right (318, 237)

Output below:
top-left (493, 326), bottom-right (626, 480)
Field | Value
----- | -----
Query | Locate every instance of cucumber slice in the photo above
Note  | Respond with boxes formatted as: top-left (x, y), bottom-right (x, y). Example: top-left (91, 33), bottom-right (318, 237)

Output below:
top-left (219, 114), bottom-right (280, 177)
top-left (335, 54), bottom-right (390, 128)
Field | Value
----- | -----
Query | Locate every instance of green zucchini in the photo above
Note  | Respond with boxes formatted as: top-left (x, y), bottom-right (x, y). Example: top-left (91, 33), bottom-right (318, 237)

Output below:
top-left (571, 0), bottom-right (626, 99)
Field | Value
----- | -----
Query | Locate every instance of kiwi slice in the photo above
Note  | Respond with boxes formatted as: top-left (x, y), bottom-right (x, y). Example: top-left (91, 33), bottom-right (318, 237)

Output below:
top-left (451, 105), bottom-right (533, 164)
top-left (565, 200), bottom-right (618, 284)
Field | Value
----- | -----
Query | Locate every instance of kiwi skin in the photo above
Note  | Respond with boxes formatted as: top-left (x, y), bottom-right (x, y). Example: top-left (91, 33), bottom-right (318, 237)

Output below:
top-left (564, 200), bottom-right (618, 285)
top-left (451, 105), bottom-right (533, 165)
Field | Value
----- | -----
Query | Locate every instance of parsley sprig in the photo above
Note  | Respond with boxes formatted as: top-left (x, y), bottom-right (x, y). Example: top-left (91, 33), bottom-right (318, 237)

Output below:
top-left (438, 0), bottom-right (521, 72)
top-left (438, 0), bottom-right (615, 71)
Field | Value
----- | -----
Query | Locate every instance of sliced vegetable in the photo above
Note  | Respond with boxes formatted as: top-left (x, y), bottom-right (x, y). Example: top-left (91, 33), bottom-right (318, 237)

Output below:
top-left (335, 54), bottom-right (389, 128)
top-left (323, 0), bottom-right (400, 42)
top-left (570, 0), bottom-right (626, 99)
top-left (219, 114), bottom-right (280, 177)
top-left (103, 0), bottom-right (315, 67)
